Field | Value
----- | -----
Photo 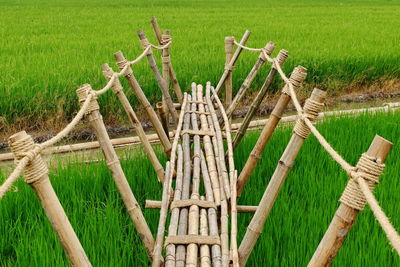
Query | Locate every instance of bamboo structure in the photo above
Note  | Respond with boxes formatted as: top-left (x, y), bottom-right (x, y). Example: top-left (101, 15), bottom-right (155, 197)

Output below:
top-left (137, 30), bottom-right (179, 124)
top-left (150, 17), bottom-right (184, 103)
top-left (237, 66), bottom-right (307, 196)
top-left (232, 49), bottom-right (289, 149)
top-left (114, 51), bottom-right (172, 156)
top-left (76, 84), bottom-right (155, 259)
top-left (8, 131), bottom-right (92, 267)
top-left (308, 135), bottom-right (392, 267)
top-left (224, 36), bottom-right (234, 109)
top-left (101, 63), bottom-right (164, 182)
top-left (239, 88), bottom-right (327, 265)
top-left (225, 42), bottom-right (276, 120)
top-left (214, 30), bottom-right (251, 95)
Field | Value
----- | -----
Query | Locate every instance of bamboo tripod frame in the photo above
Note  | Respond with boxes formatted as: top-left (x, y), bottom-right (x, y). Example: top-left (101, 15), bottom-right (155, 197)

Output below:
top-left (2, 18), bottom-right (399, 267)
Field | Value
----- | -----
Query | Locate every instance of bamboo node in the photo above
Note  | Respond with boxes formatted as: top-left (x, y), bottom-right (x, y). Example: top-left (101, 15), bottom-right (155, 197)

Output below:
top-left (8, 131), bottom-right (48, 184)
top-left (293, 98), bottom-right (324, 139)
top-left (162, 56), bottom-right (170, 64)
top-left (340, 153), bottom-right (385, 210)
top-left (76, 84), bottom-right (99, 114)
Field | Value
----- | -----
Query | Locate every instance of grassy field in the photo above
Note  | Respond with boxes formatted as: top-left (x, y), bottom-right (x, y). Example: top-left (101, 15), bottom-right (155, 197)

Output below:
top-left (1, 111), bottom-right (399, 266)
top-left (0, 0), bottom-right (400, 129)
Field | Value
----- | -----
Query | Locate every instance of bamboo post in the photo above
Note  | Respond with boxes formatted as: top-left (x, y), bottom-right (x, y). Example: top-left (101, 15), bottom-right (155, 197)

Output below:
top-left (232, 49), bottom-right (289, 150)
top-left (76, 84), bottom-right (155, 260)
top-left (137, 30), bottom-right (179, 123)
top-left (160, 30), bottom-right (171, 134)
top-left (308, 135), bottom-right (392, 267)
top-left (224, 36), bottom-right (234, 109)
top-left (151, 17), bottom-right (184, 103)
top-left (156, 101), bottom-right (169, 134)
top-left (225, 42), bottom-right (276, 119)
top-left (114, 51), bottom-right (172, 157)
top-left (102, 64), bottom-right (164, 182)
top-left (214, 30), bottom-right (251, 96)
top-left (238, 88), bottom-right (327, 265)
top-left (237, 66), bottom-right (307, 196)
top-left (8, 131), bottom-right (92, 267)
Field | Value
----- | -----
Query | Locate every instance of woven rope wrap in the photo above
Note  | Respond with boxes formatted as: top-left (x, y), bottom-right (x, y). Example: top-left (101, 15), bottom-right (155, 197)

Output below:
top-left (140, 38), bottom-right (152, 55)
top-left (162, 33), bottom-right (171, 45)
top-left (293, 98), bottom-right (324, 139)
top-left (282, 66), bottom-right (307, 94)
top-left (340, 153), bottom-right (385, 210)
top-left (116, 58), bottom-right (133, 76)
top-left (260, 42), bottom-right (276, 61)
top-left (8, 131), bottom-right (48, 184)
top-left (76, 84), bottom-right (99, 114)
top-left (102, 65), bottom-right (122, 94)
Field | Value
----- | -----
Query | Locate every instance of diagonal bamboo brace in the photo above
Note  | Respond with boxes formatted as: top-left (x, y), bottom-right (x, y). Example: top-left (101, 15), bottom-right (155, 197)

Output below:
top-left (114, 51), bottom-right (172, 157)
top-left (308, 135), bottom-right (392, 267)
top-left (236, 66), bottom-right (307, 196)
top-left (239, 88), bottom-right (326, 265)
top-left (9, 131), bottom-right (92, 267)
top-left (76, 84), bottom-right (155, 260)
top-left (214, 30), bottom-right (251, 96)
top-left (224, 36), bottom-right (234, 109)
top-left (102, 64), bottom-right (164, 183)
top-left (137, 30), bottom-right (179, 123)
top-left (231, 49), bottom-right (289, 150)
top-left (225, 42), bottom-right (276, 120)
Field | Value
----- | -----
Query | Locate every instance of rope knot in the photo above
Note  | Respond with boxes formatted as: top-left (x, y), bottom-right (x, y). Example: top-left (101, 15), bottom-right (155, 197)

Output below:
top-left (76, 84), bottom-right (99, 114)
top-left (293, 98), bottom-right (324, 139)
top-left (161, 34), bottom-right (171, 45)
top-left (116, 59), bottom-right (133, 76)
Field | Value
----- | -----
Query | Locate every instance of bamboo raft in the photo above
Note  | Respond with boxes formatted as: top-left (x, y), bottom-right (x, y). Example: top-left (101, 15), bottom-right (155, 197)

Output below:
top-left (1, 18), bottom-right (399, 267)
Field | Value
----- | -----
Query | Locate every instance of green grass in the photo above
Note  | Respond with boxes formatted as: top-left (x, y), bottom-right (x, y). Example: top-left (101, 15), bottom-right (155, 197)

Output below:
top-left (1, 111), bottom-right (399, 266)
top-left (1, 0), bottom-right (400, 127)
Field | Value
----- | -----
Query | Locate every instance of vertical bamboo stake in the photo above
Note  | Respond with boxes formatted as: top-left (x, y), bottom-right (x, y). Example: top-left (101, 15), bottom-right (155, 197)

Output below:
top-left (114, 51), bottom-right (172, 157)
top-left (237, 66), bottom-right (307, 196)
top-left (160, 30), bottom-right (171, 134)
top-left (308, 135), bottom-right (392, 267)
top-left (225, 42), bottom-right (276, 119)
top-left (232, 49), bottom-right (289, 150)
top-left (200, 196), bottom-right (212, 267)
top-left (151, 17), bottom-right (184, 103)
top-left (137, 30), bottom-right (179, 123)
top-left (224, 36), bottom-right (234, 109)
top-left (156, 101), bottom-right (169, 134)
top-left (76, 84), bottom-right (155, 260)
top-left (9, 131), bottom-right (92, 267)
top-left (238, 88), bottom-right (327, 265)
top-left (215, 30), bottom-right (251, 96)
top-left (165, 145), bottom-right (183, 267)
top-left (102, 64), bottom-right (164, 182)
top-left (175, 94), bottom-right (192, 267)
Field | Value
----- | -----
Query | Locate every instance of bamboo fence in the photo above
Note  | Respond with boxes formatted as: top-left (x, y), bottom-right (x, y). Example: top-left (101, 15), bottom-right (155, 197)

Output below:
top-left (1, 18), bottom-right (399, 267)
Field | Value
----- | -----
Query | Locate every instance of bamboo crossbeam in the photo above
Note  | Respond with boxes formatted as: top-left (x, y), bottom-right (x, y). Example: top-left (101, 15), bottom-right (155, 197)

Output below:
top-left (237, 66), bottom-right (307, 196)
top-left (145, 200), bottom-right (258, 213)
top-left (165, 235), bottom-right (221, 246)
top-left (8, 131), bottom-right (92, 267)
top-left (150, 17), bottom-right (184, 103)
top-left (225, 36), bottom-right (234, 109)
top-left (76, 84), bottom-right (155, 260)
top-left (225, 42), bottom-right (276, 120)
top-left (215, 30), bottom-right (251, 96)
top-left (102, 64), bottom-right (164, 182)
top-left (308, 135), bottom-right (392, 267)
top-left (232, 49), bottom-right (289, 150)
top-left (114, 51), bottom-right (172, 157)
top-left (137, 30), bottom-right (179, 124)
top-left (238, 88), bottom-right (327, 265)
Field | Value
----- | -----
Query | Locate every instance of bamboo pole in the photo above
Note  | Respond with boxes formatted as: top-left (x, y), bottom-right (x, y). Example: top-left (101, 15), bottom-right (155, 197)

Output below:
top-left (205, 83), bottom-right (230, 267)
top-left (102, 64), bottom-right (164, 182)
top-left (225, 42), bottom-right (276, 120)
top-left (150, 17), bottom-right (184, 103)
top-left (238, 88), bottom-right (327, 265)
top-left (186, 85), bottom-right (202, 266)
top-left (215, 30), bottom-right (251, 96)
top-left (8, 131), bottom-right (92, 267)
top-left (152, 93), bottom-right (189, 267)
top-left (137, 30), bottom-right (179, 123)
top-left (232, 49), bottom-right (289, 150)
top-left (237, 66), bottom-right (307, 196)
top-left (224, 36), bottom-right (234, 109)
top-left (165, 145), bottom-right (183, 267)
top-left (156, 101), bottom-right (169, 135)
top-left (175, 94), bottom-right (192, 267)
top-left (160, 30), bottom-right (171, 134)
top-left (308, 135), bottom-right (392, 267)
top-left (76, 84), bottom-right (155, 260)
top-left (114, 51), bottom-right (172, 157)
top-left (200, 197), bottom-right (212, 267)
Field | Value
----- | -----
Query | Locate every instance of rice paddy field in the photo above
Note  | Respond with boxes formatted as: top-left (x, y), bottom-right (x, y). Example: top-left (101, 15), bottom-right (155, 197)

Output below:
top-left (1, 111), bottom-right (400, 266)
top-left (0, 0), bottom-right (400, 128)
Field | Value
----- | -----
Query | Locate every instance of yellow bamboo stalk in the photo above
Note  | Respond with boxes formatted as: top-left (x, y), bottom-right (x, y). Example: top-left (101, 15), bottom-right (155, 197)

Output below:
top-left (224, 36), bottom-right (234, 109)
